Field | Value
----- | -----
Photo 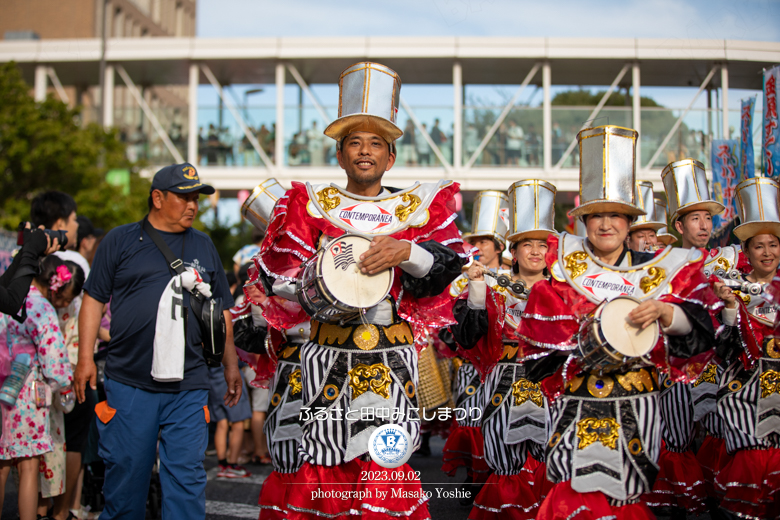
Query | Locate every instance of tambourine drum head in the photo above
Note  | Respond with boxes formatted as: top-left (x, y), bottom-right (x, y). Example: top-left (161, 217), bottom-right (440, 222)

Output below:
top-left (599, 296), bottom-right (657, 357)
top-left (319, 235), bottom-right (392, 308)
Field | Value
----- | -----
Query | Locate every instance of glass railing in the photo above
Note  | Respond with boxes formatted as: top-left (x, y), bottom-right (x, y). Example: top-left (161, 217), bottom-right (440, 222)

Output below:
top-left (105, 104), bottom-right (763, 174)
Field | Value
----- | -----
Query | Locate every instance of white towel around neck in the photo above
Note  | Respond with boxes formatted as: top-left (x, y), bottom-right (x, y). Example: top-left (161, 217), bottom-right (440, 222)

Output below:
top-left (151, 267), bottom-right (213, 382)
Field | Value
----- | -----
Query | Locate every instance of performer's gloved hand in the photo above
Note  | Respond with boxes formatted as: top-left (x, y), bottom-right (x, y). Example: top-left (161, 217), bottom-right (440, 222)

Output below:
top-left (358, 236), bottom-right (411, 274)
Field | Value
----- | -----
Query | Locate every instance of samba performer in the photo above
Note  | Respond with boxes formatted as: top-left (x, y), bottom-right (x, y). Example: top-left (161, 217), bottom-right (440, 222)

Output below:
top-left (441, 190), bottom-right (509, 502)
top-left (254, 62), bottom-right (467, 520)
top-left (518, 126), bottom-right (720, 519)
top-left (232, 179), bottom-right (308, 520)
top-left (449, 180), bottom-right (558, 520)
top-left (710, 177), bottom-right (780, 520)
top-left (625, 181), bottom-right (665, 253)
top-left (648, 159), bottom-right (729, 518)
top-left (654, 200), bottom-right (678, 247)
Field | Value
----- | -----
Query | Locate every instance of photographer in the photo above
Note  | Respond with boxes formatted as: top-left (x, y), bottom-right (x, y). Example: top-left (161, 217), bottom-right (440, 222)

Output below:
top-left (0, 224), bottom-right (59, 319)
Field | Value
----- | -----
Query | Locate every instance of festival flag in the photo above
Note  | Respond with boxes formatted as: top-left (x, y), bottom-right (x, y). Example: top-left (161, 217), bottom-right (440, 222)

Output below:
top-left (764, 65), bottom-right (780, 178)
top-left (711, 139), bottom-right (739, 228)
top-left (740, 96), bottom-right (756, 179)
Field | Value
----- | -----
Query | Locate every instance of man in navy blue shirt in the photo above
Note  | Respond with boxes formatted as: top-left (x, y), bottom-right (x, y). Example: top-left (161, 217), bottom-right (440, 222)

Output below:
top-left (75, 163), bottom-right (242, 519)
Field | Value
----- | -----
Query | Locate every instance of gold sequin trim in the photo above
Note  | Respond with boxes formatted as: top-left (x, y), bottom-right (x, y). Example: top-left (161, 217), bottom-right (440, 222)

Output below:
top-left (353, 324), bottom-right (380, 351)
top-left (383, 322), bottom-right (413, 344)
top-left (760, 370), bottom-right (780, 399)
top-left (766, 338), bottom-right (780, 359)
top-left (317, 187), bottom-right (341, 211)
top-left (512, 378), bottom-right (543, 407)
top-left (288, 369), bottom-right (302, 395)
top-left (639, 267), bottom-right (666, 293)
top-left (587, 375), bottom-right (615, 398)
top-left (576, 417), bottom-right (620, 450)
top-left (564, 251), bottom-right (588, 280)
top-left (395, 193), bottom-right (421, 222)
top-left (693, 363), bottom-right (717, 387)
top-left (348, 363), bottom-right (392, 399)
top-left (616, 369), bottom-right (654, 392)
top-left (317, 323), bottom-right (351, 346)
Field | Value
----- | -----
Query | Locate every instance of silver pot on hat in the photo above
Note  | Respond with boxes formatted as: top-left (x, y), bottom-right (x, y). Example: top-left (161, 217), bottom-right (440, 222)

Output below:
top-left (241, 178), bottom-right (287, 233)
top-left (569, 126), bottom-right (645, 218)
top-left (654, 199), bottom-right (678, 245)
top-left (506, 179), bottom-right (557, 243)
top-left (469, 190), bottom-right (510, 244)
top-left (734, 177), bottom-right (780, 242)
top-left (662, 158), bottom-right (725, 222)
top-left (324, 62), bottom-right (402, 144)
top-left (630, 181), bottom-right (665, 232)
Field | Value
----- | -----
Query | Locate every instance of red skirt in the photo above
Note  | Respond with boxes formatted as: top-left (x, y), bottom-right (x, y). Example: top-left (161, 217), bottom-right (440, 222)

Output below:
top-left (531, 459), bottom-right (554, 503)
top-left (286, 461), bottom-right (362, 520)
top-left (643, 444), bottom-right (705, 512)
top-left (695, 434), bottom-right (730, 498)
top-left (468, 473), bottom-right (540, 520)
top-left (259, 471), bottom-right (296, 520)
top-left (537, 481), bottom-right (655, 520)
top-left (441, 425), bottom-right (489, 482)
top-left (714, 447), bottom-right (780, 520)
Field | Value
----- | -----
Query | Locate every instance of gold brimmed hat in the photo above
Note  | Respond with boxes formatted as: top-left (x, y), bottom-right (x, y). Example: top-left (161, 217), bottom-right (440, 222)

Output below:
top-left (733, 177), bottom-right (780, 242)
top-left (569, 126), bottom-right (645, 218)
top-left (506, 179), bottom-right (557, 242)
top-left (662, 158), bottom-right (725, 222)
top-left (654, 199), bottom-right (678, 245)
top-left (468, 190), bottom-right (510, 244)
top-left (324, 62), bottom-right (402, 144)
top-left (630, 181), bottom-right (666, 232)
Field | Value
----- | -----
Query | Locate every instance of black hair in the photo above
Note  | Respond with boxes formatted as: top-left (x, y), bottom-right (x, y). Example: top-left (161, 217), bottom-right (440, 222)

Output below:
top-left (744, 234), bottom-right (780, 250)
top-left (251, 227), bottom-right (265, 244)
top-left (34, 256), bottom-right (84, 296)
top-left (30, 191), bottom-right (77, 228)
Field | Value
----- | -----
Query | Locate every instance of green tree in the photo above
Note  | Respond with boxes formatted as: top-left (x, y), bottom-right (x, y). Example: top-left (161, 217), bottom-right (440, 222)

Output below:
top-left (0, 61), bottom-right (150, 231)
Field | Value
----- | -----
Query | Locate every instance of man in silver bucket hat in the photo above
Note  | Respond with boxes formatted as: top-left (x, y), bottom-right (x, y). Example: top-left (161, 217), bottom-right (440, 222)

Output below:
top-left (251, 62), bottom-right (468, 520)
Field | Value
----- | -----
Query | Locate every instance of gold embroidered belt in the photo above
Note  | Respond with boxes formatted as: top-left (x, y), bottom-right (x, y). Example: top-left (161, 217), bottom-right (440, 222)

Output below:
top-left (565, 367), bottom-right (659, 399)
top-left (310, 320), bottom-right (414, 351)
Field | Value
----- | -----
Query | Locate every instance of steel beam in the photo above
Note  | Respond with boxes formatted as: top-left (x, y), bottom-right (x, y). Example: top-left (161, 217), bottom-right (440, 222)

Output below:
top-left (643, 65), bottom-right (718, 170)
top-left (46, 67), bottom-right (69, 103)
top-left (34, 65), bottom-right (47, 101)
top-left (188, 62), bottom-right (199, 164)
top-left (275, 63), bottom-right (285, 169)
top-left (398, 96), bottom-right (452, 174)
top-left (543, 61), bottom-right (552, 171)
top-left (200, 63), bottom-right (274, 171)
top-left (632, 62), bottom-right (641, 169)
top-left (721, 64), bottom-right (730, 139)
top-left (116, 65), bottom-right (184, 163)
top-left (286, 63), bottom-right (331, 125)
top-left (453, 61), bottom-right (463, 170)
top-left (464, 63), bottom-right (541, 169)
top-left (554, 63), bottom-right (630, 169)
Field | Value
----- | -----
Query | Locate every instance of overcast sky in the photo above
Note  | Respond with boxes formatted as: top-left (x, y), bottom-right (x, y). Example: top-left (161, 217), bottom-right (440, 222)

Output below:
top-left (197, 0), bottom-right (780, 42)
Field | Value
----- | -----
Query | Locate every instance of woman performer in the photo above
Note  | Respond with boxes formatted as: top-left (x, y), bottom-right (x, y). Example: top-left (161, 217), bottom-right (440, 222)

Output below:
top-left (519, 126), bottom-right (720, 519)
top-left (442, 190), bottom-right (509, 501)
top-left (450, 180), bottom-right (557, 519)
top-left (712, 177), bottom-right (780, 520)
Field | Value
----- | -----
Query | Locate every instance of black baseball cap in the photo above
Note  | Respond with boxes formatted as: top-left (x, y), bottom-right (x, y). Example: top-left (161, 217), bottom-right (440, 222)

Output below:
top-left (150, 163), bottom-right (216, 195)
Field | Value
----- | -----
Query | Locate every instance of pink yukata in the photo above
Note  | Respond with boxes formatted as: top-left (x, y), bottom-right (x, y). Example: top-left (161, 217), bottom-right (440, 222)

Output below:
top-left (0, 286), bottom-right (72, 460)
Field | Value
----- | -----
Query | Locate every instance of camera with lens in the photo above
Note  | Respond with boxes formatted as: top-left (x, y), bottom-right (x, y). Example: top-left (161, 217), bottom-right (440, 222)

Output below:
top-left (16, 222), bottom-right (68, 251)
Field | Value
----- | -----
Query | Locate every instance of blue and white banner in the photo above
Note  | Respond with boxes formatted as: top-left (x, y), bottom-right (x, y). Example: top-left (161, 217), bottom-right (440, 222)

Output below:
top-left (740, 96), bottom-right (756, 179)
top-left (763, 65), bottom-right (780, 178)
top-left (711, 139), bottom-right (739, 228)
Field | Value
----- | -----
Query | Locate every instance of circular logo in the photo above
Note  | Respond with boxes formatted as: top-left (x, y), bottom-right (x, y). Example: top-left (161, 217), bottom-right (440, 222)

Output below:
top-left (368, 424), bottom-right (412, 468)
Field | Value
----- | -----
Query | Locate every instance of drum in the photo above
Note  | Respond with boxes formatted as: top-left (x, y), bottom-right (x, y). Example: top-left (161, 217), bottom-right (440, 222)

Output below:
top-left (577, 296), bottom-right (658, 372)
top-left (296, 234), bottom-right (394, 324)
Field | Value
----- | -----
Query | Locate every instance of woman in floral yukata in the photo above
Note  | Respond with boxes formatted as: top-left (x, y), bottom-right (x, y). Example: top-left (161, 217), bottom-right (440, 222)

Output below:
top-left (0, 255), bottom-right (78, 520)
